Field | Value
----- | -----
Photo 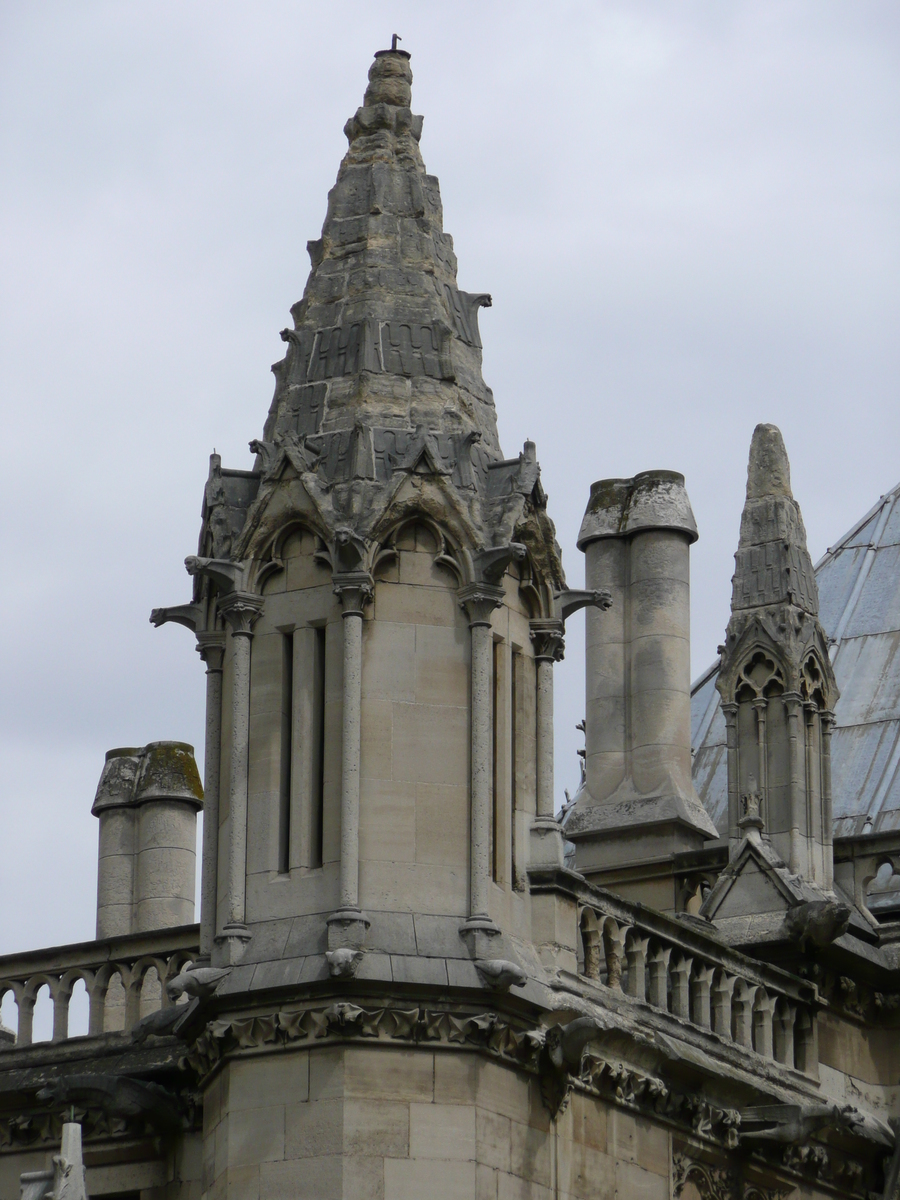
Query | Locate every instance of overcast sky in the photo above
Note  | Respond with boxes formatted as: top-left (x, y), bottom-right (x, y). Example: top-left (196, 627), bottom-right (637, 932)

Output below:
top-left (1, 1), bottom-right (898, 962)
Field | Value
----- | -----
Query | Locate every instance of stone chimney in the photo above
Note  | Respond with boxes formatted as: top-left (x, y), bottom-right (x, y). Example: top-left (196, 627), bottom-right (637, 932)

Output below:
top-left (92, 741), bottom-right (203, 938)
top-left (564, 470), bottom-right (717, 908)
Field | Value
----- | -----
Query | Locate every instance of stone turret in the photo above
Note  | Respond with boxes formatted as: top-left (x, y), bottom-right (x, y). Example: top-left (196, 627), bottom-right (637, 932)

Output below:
top-left (715, 424), bottom-right (838, 885)
top-left (152, 45), bottom-right (605, 970)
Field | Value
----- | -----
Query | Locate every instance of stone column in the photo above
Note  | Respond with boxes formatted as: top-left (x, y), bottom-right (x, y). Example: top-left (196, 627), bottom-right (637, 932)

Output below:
top-left (327, 572), bottom-right (373, 950)
top-left (459, 583), bottom-right (504, 933)
top-left (196, 632), bottom-right (225, 963)
top-left (821, 710), bottom-right (835, 890)
top-left (751, 697), bottom-right (768, 828)
top-left (216, 592), bottom-right (263, 964)
top-left (722, 702), bottom-right (739, 850)
top-left (784, 692), bottom-right (804, 876)
top-left (529, 619), bottom-right (565, 867)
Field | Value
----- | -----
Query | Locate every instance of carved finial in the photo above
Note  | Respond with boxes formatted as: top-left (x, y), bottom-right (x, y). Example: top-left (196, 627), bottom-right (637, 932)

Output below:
top-left (746, 423), bottom-right (792, 501)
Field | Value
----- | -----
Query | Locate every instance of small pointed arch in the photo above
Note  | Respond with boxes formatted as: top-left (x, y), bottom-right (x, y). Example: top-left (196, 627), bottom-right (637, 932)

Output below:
top-left (801, 650), bottom-right (828, 707)
top-left (734, 649), bottom-right (785, 702)
top-left (0, 982), bottom-right (21, 1044)
top-left (250, 516), bottom-right (333, 594)
top-left (373, 514), bottom-right (466, 587)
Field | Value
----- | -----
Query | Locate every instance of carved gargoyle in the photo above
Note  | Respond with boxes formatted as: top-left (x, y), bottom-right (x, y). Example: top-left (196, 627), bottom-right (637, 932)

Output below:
top-left (166, 964), bottom-right (231, 1002)
top-left (475, 959), bottom-right (527, 991)
top-left (784, 900), bottom-right (851, 952)
top-left (538, 1014), bottom-right (615, 1116)
top-left (131, 998), bottom-right (198, 1043)
top-left (740, 1103), bottom-right (854, 1147)
top-left (36, 1075), bottom-right (184, 1135)
top-left (325, 948), bottom-right (363, 979)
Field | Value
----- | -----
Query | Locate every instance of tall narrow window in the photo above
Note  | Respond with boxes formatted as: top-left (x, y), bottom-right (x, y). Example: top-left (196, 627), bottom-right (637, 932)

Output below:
top-left (311, 625), bottom-right (326, 868)
top-left (511, 648), bottom-right (521, 882)
top-left (278, 632), bottom-right (294, 873)
top-left (492, 639), bottom-right (500, 882)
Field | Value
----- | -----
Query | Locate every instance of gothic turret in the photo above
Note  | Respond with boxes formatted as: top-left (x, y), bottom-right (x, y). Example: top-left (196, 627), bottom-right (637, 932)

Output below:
top-left (151, 46), bottom-right (604, 973)
top-left (714, 424), bottom-right (838, 886)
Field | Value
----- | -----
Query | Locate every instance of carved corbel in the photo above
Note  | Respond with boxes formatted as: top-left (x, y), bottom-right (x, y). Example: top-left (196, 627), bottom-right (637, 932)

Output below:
top-left (149, 602), bottom-right (203, 631)
top-left (473, 543), bottom-right (526, 586)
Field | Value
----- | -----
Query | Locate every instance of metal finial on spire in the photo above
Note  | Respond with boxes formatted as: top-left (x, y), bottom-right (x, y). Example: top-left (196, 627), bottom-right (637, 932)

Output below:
top-left (391, 34), bottom-right (401, 51)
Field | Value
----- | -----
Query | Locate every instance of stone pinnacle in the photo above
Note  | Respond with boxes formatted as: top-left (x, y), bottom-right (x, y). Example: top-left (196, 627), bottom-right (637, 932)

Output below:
top-left (746, 422), bottom-right (792, 500)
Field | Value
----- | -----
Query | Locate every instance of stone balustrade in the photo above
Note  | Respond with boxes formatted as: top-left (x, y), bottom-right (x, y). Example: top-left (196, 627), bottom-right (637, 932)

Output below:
top-left (0, 926), bottom-right (198, 1047)
top-left (578, 895), bottom-right (818, 1075)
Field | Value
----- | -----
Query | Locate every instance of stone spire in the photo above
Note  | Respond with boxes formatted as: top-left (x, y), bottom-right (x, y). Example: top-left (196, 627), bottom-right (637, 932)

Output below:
top-left (729, 424), bottom-right (818, 620)
top-left (217, 43), bottom-right (560, 571)
top-left (715, 424), bottom-right (838, 886)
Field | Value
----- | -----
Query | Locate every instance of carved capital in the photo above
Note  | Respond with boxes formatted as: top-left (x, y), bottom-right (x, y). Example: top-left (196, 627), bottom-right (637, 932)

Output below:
top-left (782, 690), bottom-right (803, 717)
top-left (529, 619), bottom-right (565, 662)
top-left (458, 582), bottom-right (504, 627)
top-left (218, 592), bottom-right (264, 636)
top-left (333, 571), bottom-right (374, 617)
top-left (196, 631), bottom-right (226, 671)
top-left (820, 708), bottom-right (836, 731)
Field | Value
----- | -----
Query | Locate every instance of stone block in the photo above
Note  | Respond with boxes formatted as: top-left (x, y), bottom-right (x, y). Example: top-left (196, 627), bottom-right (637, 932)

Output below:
top-left (361, 860), bottom-right (467, 913)
top-left (241, 918), bottom-right (294, 965)
top-left (354, 951), bottom-right (393, 981)
top-left (434, 1051), bottom-right (478, 1104)
top-left (392, 701), bottom-right (468, 786)
top-left (384, 1158), bottom-right (475, 1200)
top-left (359, 779), bottom-right (416, 863)
top-left (477, 1107), bottom-right (511, 1171)
top-left (360, 698), bottom-right (394, 781)
top-left (375, 579), bottom-right (459, 627)
top-left (569, 1092), bottom-right (607, 1152)
top-left (298, 954), bottom-right (330, 983)
top-left (284, 911), bottom-right (329, 957)
top-left (496, 1172), bottom-right (552, 1200)
top-left (309, 1046), bottom-right (344, 1101)
top-left (409, 1101), bottom-right (476, 1160)
top-left (614, 1161), bottom-right (667, 1199)
top-left (414, 913), bottom-right (469, 959)
top-left (285, 1097), bottom-right (342, 1158)
top-left (510, 1118), bottom-right (551, 1185)
top-left (414, 624), bottom-right (469, 707)
top-left (226, 1105), bottom-right (284, 1167)
top-left (345, 1154), bottom-right (385, 1200)
top-left (390, 954), bottom-right (449, 986)
top-left (228, 1053), bottom-right (309, 1110)
top-left (416, 783), bottom-right (468, 866)
top-left (609, 1111), bottom-right (668, 1175)
top-left (251, 957), bottom-right (306, 990)
top-left (447, 958), bottom-right (482, 989)
top-left (476, 1164), bottom-right (499, 1200)
top-left (344, 1046), bottom-right (434, 1101)
top-left (366, 910), bottom-right (417, 954)
top-left (225, 1165), bottom-right (260, 1200)
top-left (559, 1140), bottom-right (615, 1199)
top-left (344, 1099), bottom-right (410, 1157)
top-left (259, 1155), bottom-right (341, 1200)
top-left (476, 1059), bottom-right (533, 1125)
top-left (362, 622), bottom-right (416, 702)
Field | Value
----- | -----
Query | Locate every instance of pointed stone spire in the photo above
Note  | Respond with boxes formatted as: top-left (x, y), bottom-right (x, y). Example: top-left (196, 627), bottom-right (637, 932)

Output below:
top-left (716, 424), bottom-right (838, 888)
top-left (261, 45), bottom-right (501, 460)
top-left (730, 423), bottom-right (819, 618)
